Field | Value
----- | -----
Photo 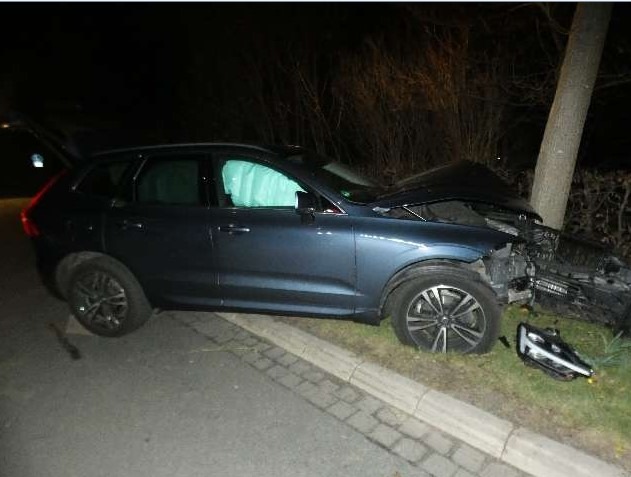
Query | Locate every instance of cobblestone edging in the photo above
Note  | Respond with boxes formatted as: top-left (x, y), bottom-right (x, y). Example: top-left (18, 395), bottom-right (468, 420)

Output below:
top-left (171, 311), bottom-right (530, 477)
top-left (210, 312), bottom-right (628, 477)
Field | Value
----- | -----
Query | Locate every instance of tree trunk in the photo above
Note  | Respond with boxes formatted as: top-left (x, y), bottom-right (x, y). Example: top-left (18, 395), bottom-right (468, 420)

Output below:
top-left (530, 3), bottom-right (612, 229)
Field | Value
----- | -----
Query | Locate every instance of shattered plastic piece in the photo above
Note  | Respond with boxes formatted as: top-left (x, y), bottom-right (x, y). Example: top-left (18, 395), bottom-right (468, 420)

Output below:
top-left (516, 322), bottom-right (593, 380)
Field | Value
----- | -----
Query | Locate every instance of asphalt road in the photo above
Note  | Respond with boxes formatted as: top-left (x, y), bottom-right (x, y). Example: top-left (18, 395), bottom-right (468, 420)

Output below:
top-left (0, 199), bottom-right (416, 477)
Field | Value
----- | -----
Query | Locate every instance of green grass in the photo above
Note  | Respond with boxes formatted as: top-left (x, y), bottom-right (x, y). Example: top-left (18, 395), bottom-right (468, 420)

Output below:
top-left (277, 307), bottom-right (631, 468)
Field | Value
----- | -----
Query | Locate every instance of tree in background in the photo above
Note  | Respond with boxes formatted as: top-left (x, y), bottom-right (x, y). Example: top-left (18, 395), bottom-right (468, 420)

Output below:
top-left (335, 27), bottom-right (505, 182)
top-left (530, 3), bottom-right (612, 229)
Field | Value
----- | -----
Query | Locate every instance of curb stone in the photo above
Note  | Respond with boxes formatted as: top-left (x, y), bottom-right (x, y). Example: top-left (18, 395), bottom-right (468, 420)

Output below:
top-left (217, 312), bottom-right (629, 477)
top-left (415, 390), bottom-right (512, 458)
top-left (503, 428), bottom-right (628, 477)
top-left (303, 340), bottom-right (361, 382)
top-left (351, 361), bottom-right (427, 415)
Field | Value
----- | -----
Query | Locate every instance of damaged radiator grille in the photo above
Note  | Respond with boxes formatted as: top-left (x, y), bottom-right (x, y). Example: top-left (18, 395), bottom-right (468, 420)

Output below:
top-left (535, 277), bottom-right (573, 297)
top-left (527, 225), bottom-right (609, 273)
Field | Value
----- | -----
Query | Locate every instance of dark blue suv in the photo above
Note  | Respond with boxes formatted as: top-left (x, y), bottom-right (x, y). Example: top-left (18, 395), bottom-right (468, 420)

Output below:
top-left (24, 143), bottom-right (627, 353)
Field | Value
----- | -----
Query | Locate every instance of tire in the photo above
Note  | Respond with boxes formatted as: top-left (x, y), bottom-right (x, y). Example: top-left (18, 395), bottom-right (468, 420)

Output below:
top-left (386, 265), bottom-right (501, 354)
top-left (67, 257), bottom-right (152, 337)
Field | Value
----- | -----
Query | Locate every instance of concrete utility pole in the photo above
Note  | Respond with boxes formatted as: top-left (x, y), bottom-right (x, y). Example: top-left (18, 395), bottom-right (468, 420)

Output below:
top-left (530, 2), bottom-right (612, 229)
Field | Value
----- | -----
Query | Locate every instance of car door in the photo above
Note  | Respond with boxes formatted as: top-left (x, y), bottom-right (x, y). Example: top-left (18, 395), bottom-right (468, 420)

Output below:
top-left (104, 151), bottom-right (220, 307)
top-left (209, 152), bottom-right (356, 315)
top-left (62, 159), bottom-right (135, 253)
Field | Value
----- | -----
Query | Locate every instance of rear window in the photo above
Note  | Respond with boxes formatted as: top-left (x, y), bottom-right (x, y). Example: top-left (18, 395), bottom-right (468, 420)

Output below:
top-left (75, 162), bottom-right (131, 199)
top-left (135, 157), bottom-right (203, 206)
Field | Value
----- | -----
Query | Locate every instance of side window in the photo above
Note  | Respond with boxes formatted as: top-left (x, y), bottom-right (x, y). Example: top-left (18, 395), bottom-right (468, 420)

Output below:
top-left (136, 157), bottom-right (202, 206)
top-left (220, 159), bottom-right (305, 208)
top-left (76, 161), bottom-right (131, 199)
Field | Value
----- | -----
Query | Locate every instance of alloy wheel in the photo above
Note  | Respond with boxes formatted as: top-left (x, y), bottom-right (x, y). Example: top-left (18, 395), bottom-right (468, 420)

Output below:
top-left (405, 285), bottom-right (487, 353)
top-left (73, 271), bottom-right (129, 332)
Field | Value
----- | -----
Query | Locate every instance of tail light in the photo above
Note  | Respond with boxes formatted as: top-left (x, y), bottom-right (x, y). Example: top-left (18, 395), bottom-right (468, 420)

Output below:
top-left (21, 169), bottom-right (67, 237)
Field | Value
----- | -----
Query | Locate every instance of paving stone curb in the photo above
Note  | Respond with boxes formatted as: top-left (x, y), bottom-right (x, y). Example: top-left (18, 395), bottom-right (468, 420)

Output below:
top-left (415, 390), bottom-right (512, 459)
top-left (351, 361), bottom-right (427, 415)
top-left (503, 428), bottom-right (628, 477)
top-left (216, 312), bottom-right (628, 477)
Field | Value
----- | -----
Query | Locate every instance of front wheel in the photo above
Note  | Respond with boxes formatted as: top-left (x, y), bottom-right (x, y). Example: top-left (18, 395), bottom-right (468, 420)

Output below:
top-left (387, 266), bottom-right (501, 354)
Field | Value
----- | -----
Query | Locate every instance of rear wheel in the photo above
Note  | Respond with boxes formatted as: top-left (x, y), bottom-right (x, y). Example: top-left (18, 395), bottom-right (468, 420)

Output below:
top-left (387, 265), bottom-right (501, 354)
top-left (67, 257), bottom-right (152, 337)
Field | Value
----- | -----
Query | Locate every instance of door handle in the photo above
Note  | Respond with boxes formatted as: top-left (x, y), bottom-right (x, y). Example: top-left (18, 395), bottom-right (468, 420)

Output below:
top-left (117, 219), bottom-right (144, 231)
top-left (66, 220), bottom-right (94, 233)
top-left (218, 225), bottom-right (250, 235)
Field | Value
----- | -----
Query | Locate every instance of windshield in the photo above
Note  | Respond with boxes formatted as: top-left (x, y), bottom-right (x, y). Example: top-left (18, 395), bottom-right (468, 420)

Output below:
top-left (287, 152), bottom-right (384, 203)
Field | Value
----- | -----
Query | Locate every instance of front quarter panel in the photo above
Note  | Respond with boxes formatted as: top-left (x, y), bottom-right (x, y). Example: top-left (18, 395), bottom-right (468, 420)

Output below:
top-left (353, 216), bottom-right (515, 313)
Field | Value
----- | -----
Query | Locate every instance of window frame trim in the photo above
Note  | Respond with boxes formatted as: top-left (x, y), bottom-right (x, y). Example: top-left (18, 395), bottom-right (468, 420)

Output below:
top-left (71, 158), bottom-right (137, 202)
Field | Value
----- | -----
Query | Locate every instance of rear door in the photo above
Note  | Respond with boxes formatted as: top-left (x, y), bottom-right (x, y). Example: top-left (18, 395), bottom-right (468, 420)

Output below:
top-left (209, 152), bottom-right (356, 315)
top-left (61, 159), bottom-right (135, 253)
top-left (104, 151), bottom-right (219, 306)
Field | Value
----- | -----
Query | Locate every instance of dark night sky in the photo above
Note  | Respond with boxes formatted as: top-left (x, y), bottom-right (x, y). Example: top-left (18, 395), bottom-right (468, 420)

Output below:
top-left (4, 4), bottom-right (182, 121)
top-left (1, 3), bottom-right (631, 167)
top-left (4, 4), bottom-right (369, 117)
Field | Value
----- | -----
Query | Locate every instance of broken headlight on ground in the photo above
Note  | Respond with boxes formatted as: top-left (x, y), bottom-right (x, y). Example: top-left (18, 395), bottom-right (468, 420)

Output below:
top-left (516, 322), bottom-right (594, 380)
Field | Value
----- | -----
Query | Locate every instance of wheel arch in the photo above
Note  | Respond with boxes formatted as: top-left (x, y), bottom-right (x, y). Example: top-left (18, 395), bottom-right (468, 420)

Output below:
top-left (378, 258), bottom-right (490, 319)
top-left (65, 253), bottom-right (153, 337)
top-left (55, 251), bottom-right (138, 299)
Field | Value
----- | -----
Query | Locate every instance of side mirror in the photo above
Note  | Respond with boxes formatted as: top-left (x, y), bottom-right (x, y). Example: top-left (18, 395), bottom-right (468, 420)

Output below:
top-left (295, 191), bottom-right (317, 223)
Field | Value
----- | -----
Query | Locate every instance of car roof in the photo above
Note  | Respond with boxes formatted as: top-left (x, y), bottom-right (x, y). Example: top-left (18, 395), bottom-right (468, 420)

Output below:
top-left (91, 142), bottom-right (307, 159)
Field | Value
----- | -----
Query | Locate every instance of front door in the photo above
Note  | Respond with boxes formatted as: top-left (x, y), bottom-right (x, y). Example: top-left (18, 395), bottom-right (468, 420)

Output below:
top-left (210, 155), bottom-right (356, 315)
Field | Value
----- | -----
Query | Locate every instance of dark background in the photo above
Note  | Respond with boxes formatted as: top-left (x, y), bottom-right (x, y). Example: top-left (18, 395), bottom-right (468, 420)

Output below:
top-left (1, 3), bottom-right (630, 196)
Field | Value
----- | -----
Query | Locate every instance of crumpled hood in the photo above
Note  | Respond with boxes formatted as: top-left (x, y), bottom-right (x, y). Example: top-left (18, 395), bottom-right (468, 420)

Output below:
top-left (370, 161), bottom-right (541, 220)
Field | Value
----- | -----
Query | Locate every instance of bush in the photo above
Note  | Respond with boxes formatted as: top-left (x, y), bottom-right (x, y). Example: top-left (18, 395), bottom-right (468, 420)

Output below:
top-left (502, 167), bottom-right (631, 259)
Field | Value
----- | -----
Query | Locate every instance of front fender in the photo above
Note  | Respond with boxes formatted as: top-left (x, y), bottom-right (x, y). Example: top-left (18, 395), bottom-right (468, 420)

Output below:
top-left (353, 217), bottom-right (514, 313)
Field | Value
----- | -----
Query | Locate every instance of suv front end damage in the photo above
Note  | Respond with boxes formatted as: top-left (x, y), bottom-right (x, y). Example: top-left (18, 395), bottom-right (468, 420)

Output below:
top-left (468, 204), bottom-right (631, 333)
top-left (521, 225), bottom-right (631, 333)
top-left (376, 197), bottom-right (631, 334)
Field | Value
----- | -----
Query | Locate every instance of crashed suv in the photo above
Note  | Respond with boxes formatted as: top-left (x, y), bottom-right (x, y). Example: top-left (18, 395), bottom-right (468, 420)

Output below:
top-left (21, 144), bottom-right (631, 354)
